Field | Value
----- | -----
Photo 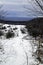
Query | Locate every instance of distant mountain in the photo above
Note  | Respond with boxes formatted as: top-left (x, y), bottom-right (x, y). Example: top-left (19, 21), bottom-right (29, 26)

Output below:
top-left (0, 17), bottom-right (43, 24)
top-left (0, 17), bottom-right (34, 25)
top-left (3, 17), bottom-right (33, 21)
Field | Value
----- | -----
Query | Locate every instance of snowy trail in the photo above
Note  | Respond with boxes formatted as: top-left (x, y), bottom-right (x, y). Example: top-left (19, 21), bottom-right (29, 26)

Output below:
top-left (0, 25), bottom-right (38, 65)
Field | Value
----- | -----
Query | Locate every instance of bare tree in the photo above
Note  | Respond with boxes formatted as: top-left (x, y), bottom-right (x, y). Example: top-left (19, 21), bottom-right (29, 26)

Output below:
top-left (35, 0), bottom-right (43, 10)
top-left (24, 0), bottom-right (43, 16)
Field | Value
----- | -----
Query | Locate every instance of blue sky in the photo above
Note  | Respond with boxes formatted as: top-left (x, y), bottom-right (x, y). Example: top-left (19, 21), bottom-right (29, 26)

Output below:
top-left (0, 0), bottom-right (43, 21)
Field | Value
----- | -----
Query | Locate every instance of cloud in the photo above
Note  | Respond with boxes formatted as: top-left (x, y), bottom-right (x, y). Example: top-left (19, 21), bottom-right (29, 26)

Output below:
top-left (0, 1), bottom-right (3, 4)
top-left (2, 2), bottom-right (28, 5)
top-left (0, 0), bottom-right (28, 5)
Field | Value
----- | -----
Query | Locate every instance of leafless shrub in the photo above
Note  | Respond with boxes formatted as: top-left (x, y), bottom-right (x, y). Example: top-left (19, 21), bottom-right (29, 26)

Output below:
top-left (0, 31), bottom-right (4, 36)
top-left (6, 31), bottom-right (14, 39)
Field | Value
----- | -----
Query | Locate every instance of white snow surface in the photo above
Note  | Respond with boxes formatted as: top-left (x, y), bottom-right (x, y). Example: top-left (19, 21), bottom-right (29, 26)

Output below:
top-left (0, 24), bottom-right (40, 65)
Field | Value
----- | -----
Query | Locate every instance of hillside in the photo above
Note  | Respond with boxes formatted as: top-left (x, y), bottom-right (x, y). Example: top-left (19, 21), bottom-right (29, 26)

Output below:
top-left (26, 17), bottom-right (43, 38)
top-left (0, 17), bottom-right (43, 36)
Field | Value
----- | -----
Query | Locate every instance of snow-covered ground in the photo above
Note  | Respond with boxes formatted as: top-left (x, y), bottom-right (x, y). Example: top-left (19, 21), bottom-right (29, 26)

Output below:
top-left (0, 23), bottom-right (42, 65)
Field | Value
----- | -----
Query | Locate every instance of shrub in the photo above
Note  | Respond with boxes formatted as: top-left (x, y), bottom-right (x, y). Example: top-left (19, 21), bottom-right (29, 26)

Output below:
top-left (26, 24), bottom-right (40, 38)
top-left (1, 26), bottom-right (6, 29)
top-left (7, 25), bottom-right (10, 27)
top-left (0, 42), bottom-right (4, 52)
top-left (13, 27), bottom-right (17, 30)
top-left (0, 31), bottom-right (4, 36)
top-left (21, 28), bottom-right (26, 34)
top-left (6, 31), bottom-right (14, 39)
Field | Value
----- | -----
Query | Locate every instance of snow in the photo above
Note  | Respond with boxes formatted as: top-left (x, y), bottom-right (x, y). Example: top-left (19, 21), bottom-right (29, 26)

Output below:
top-left (0, 23), bottom-right (42, 65)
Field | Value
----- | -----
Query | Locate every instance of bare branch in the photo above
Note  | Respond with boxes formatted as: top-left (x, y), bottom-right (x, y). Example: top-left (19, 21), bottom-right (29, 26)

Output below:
top-left (24, 0), bottom-right (43, 16)
top-left (35, 0), bottom-right (43, 10)
top-left (0, 4), bottom-right (8, 20)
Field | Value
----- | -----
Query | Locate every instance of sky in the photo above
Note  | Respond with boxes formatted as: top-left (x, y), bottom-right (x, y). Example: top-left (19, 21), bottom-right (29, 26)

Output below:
top-left (0, 0), bottom-right (43, 21)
